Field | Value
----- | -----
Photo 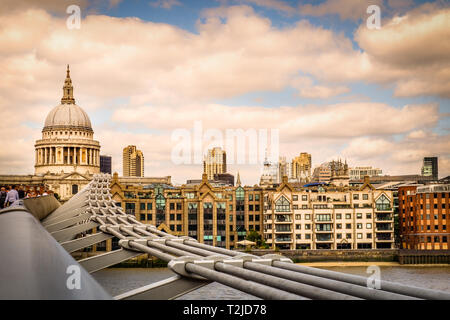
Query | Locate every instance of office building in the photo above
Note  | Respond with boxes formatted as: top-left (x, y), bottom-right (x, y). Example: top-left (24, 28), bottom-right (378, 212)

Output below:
top-left (123, 145), bottom-right (144, 177)
top-left (100, 155), bottom-right (112, 174)
top-left (203, 147), bottom-right (227, 180)
top-left (422, 157), bottom-right (438, 180)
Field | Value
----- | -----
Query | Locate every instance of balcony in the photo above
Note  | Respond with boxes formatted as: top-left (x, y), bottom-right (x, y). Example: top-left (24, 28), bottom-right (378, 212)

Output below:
top-left (316, 234), bottom-right (333, 242)
top-left (275, 237), bottom-right (292, 243)
top-left (376, 205), bottom-right (392, 212)
top-left (376, 234), bottom-right (392, 241)
top-left (275, 215), bottom-right (292, 223)
top-left (376, 214), bottom-right (392, 221)
top-left (275, 226), bottom-right (292, 233)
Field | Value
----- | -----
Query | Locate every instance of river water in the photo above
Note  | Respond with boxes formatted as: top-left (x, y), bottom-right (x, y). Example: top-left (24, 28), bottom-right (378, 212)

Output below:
top-left (92, 266), bottom-right (450, 299)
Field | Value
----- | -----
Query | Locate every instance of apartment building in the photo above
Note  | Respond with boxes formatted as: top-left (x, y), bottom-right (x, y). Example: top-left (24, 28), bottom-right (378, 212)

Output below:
top-left (263, 177), bottom-right (395, 250)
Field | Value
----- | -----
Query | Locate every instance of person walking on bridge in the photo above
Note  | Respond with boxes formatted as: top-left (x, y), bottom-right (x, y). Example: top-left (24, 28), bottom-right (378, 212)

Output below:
top-left (4, 185), bottom-right (19, 207)
top-left (0, 187), bottom-right (7, 209)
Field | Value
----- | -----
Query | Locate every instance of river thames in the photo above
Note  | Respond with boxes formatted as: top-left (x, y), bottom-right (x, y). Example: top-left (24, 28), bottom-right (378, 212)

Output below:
top-left (92, 266), bottom-right (450, 299)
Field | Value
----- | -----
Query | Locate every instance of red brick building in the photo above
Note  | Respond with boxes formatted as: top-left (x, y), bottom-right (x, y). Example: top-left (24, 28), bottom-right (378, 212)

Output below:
top-left (399, 184), bottom-right (449, 250)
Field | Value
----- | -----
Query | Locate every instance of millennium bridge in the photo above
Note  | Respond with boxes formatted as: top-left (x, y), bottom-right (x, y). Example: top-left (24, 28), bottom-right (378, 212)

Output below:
top-left (1, 174), bottom-right (449, 300)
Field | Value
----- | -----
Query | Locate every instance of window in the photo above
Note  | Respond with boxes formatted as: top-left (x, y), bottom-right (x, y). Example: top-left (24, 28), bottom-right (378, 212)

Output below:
top-left (356, 213), bottom-right (362, 219)
top-left (336, 214), bottom-right (342, 219)
top-left (295, 214), bottom-right (301, 220)
top-left (140, 203), bottom-right (145, 210)
top-left (357, 223), bottom-right (362, 229)
top-left (177, 214), bottom-right (182, 221)
top-left (140, 214), bottom-right (145, 220)
top-left (305, 234), bottom-right (311, 239)
top-left (353, 194), bottom-right (359, 200)
top-left (305, 214), bottom-right (311, 220)
top-left (317, 214), bottom-right (332, 221)
top-left (177, 225), bottom-right (182, 231)
top-left (296, 224), bottom-right (301, 230)
top-left (255, 205), bottom-right (260, 211)
top-left (346, 214), bottom-right (351, 219)
top-left (249, 194), bottom-right (253, 201)
top-left (236, 187), bottom-right (244, 201)
top-left (336, 224), bottom-right (342, 229)
top-left (147, 203), bottom-right (152, 210)
top-left (249, 205), bottom-right (254, 211)
top-left (296, 234), bottom-right (301, 240)
top-left (249, 215), bottom-right (254, 221)
top-left (305, 224), bottom-right (311, 230)
top-left (170, 214), bottom-right (174, 221)
top-left (170, 203), bottom-right (175, 210)
top-left (366, 213), bottom-right (372, 219)
top-left (293, 195), bottom-right (298, 201)
top-left (275, 196), bottom-right (290, 212)
top-left (176, 203), bottom-right (182, 210)
top-left (363, 194), bottom-right (369, 200)
top-left (293, 205), bottom-right (298, 209)
top-left (302, 205), bottom-right (308, 209)
top-left (346, 234), bottom-right (352, 239)
top-left (337, 233), bottom-right (342, 239)
top-left (170, 225), bottom-right (175, 231)
top-left (357, 233), bottom-right (363, 239)
top-left (255, 194), bottom-right (260, 201)
top-left (346, 223), bottom-right (351, 229)
top-left (376, 194), bottom-right (391, 211)
top-left (367, 233), bottom-right (372, 239)
top-left (366, 223), bottom-right (372, 229)
top-left (302, 195), bottom-right (308, 201)
top-left (147, 214), bottom-right (152, 220)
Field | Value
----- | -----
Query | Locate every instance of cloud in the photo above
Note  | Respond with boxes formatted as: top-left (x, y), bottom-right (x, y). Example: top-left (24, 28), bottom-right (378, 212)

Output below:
top-left (238, 0), bottom-right (297, 14)
top-left (355, 5), bottom-right (450, 98)
top-left (149, 0), bottom-right (182, 9)
top-left (291, 76), bottom-right (350, 99)
top-left (299, 0), bottom-right (384, 21)
top-left (0, 3), bottom-right (448, 183)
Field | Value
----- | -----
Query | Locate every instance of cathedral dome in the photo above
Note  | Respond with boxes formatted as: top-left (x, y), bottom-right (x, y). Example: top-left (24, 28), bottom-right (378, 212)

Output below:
top-left (42, 65), bottom-right (93, 132)
top-left (44, 103), bottom-right (92, 131)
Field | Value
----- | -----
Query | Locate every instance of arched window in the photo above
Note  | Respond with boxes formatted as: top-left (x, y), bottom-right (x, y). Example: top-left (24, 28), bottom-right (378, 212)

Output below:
top-left (376, 194), bottom-right (391, 211)
top-left (275, 196), bottom-right (290, 212)
top-left (156, 194), bottom-right (165, 210)
top-left (236, 187), bottom-right (244, 201)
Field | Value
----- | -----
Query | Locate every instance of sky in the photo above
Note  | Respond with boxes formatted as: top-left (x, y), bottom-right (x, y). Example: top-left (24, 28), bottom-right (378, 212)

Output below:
top-left (0, 0), bottom-right (449, 185)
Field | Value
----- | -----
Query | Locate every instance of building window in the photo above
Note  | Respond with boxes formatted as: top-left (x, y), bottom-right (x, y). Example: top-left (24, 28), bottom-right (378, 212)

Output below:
top-left (346, 224), bottom-right (351, 229)
top-left (275, 196), bottom-right (290, 212)
top-left (170, 203), bottom-right (175, 210)
top-left (176, 203), bottom-right (182, 210)
top-left (140, 214), bottom-right (145, 220)
top-left (305, 234), bottom-right (311, 239)
top-left (305, 214), bottom-right (311, 220)
top-left (367, 233), bottom-right (372, 239)
top-left (236, 187), bottom-right (244, 201)
top-left (305, 224), bottom-right (311, 230)
top-left (363, 194), bottom-right (369, 200)
top-left (255, 194), bottom-right (260, 201)
top-left (177, 214), bottom-right (182, 221)
top-left (336, 224), bottom-right (342, 229)
top-left (366, 213), bottom-right (372, 219)
top-left (356, 213), bottom-right (362, 219)
top-left (170, 214), bottom-right (174, 221)
top-left (140, 203), bottom-right (145, 211)
top-left (147, 203), bottom-right (152, 210)
top-left (346, 214), bottom-right (351, 219)
top-left (302, 195), bottom-right (307, 201)
top-left (177, 225), bottom-right (182, 232)
top-left (147, 214), bottom-right (152, 220)
top-left (337, 233), bottom-right (342, 239)
top-left (293, 205), bottom-right (298, 209)
top-left (357, 223), bottom-right (362, 229)
top-left (353, 194), bottom-right (359, 200)
top-left (249, 205), bottom-right (254, 211)
top-left (296, 224), bottom-right (301, 230)
top-left (295, 214), bottom-right (301, 220)
top-left (366, 223), bottom-right (372, 229)
top-left (346, 234), bottom-right (352, 239)
top-left (357, 233), bottom-right (363, 239)
top-left (336, 214), bottom-right (342, 219)
top-left (72, 184), bottom-right (78, 195)
top-left (249, 194), bottom-right (253, 201)
top-left (376, 194), bottom-right (391, 211)
top-left (255, 204), bottom-right (260, 211)
top-left (293, 195), bottom-right (298, 201)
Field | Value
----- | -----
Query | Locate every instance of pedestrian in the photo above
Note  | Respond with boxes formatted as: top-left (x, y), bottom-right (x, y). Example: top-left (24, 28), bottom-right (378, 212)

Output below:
top-left (18, 185), bottom-right (25, 199)
top-left (0, 187), bottom-right (7, 209)
top-left (4, 185), bottom-right (19, 207)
